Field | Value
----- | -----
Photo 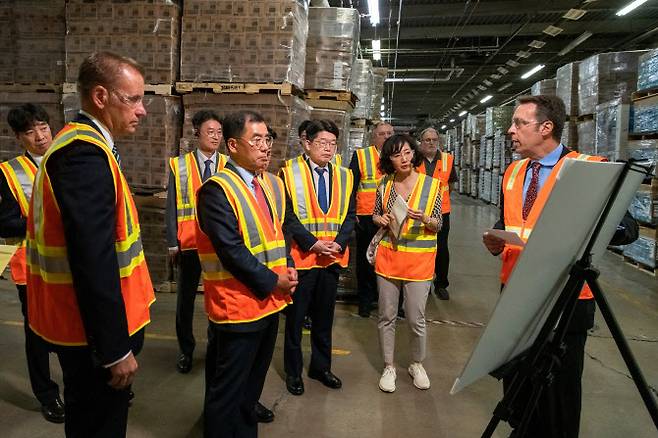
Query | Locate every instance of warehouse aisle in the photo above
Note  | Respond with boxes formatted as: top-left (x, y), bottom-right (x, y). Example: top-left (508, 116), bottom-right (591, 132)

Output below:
top-left (0, 194), bottom-right (656, 438)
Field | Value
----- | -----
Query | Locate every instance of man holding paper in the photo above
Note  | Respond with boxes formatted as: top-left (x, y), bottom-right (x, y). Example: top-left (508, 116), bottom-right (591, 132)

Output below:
top-left (482, 95), bottom-right (638, 438)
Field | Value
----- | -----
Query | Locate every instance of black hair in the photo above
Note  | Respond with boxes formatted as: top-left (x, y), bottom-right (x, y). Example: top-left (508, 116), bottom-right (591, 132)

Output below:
top-left (304, 119), bottom-right (339, 142)
top-left (222, 110), bottom-right (266, 142)
top-left (267, 125), bottom-right (278, 140)
top-left (192, 109), bottom-right (222, 134)
top-left (378, 133), bottom-right (423, 174)
top-left (298, 119), bottom-right (312, 137)
top-left (7, 103), bottom-right (50, 134)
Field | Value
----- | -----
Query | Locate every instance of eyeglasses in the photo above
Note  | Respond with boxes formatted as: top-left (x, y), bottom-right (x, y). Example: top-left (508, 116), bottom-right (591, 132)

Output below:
top-left (309, 139), bottom-right (337, 150)
top-left (238, 136), bottom-right (273, 149)
top-left (512, 118), bottom-right (546, 128)
top-left (421, 138), bottom-right (439, 144)
top-left (202, 129), bottom-right (222, 139)
top-left (112, 89), bottom-right (144, 108)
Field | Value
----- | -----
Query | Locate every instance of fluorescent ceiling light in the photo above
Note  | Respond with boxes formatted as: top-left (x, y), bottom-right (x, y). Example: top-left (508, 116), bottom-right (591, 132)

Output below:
top-left (528, 40), bottom-right (546, 49)
top-left (616, 0), bottom-right (649, 16)
top-left (441, 124), bottom-right (447, 129)
top-left (498, 82), bottom-right (513, 92)
top-left (558, 31), bottom-right (593, 56)
top-left (480, 95), bottom-right (493, 103)
top-left (477, 84), bottom-right (487, 91)
top-left (490, 73), bottom-right (501, 80)
top-left (380, 104), bottom-right (385, 111)
top-left (368, 0), bottom-right (380, 25)
top-left (543, 25), bottom-right (564, 36)
top-left (381, 97), bottom-right (385, 103)
top-left (516, 50), bottom-right (531, 58)
top-left (506, 59), bottom-right (520, 68)
top-left (459, 110), bottom-right (467, 117)
top-left (468, 104), bottom-right (478, 110)
top-left (372, 39), bottom-right (381, 61)
top-left (384, 78), bottom-right (437, 83)
top-left (449, 119), bottom-right (455, 122)
top-left (497, 66), bottom-right (509, 74)
top-left (521, 64), bottom-right (545, 79)
top-left (483, 79), bottom-right (493, 86)
top-left (563, 9), bottom-right (587, 20)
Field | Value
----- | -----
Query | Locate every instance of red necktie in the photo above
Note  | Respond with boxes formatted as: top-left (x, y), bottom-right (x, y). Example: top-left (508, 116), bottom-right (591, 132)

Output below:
top-left (523, 162), bottom-right (542, 220)
top-left (252, 177), bottom-right (273, 227)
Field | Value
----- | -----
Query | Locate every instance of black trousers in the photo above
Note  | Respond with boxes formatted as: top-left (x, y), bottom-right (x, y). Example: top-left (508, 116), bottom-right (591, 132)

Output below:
top-left (503, 299), bottom-right (595, 438)
top-left (284, 267), bottom-right (339, 377)
top-left (434, 213), bottom-right (450, 288)
top-left (204, 315), bottom-right (279, 438)
top-left (16, 284), bottom-right (60, 405)
top-left (176, 249), bottom-right (202, 356)
top-left (53, 330), bottom-right (144, 438)
top-left (355, 215), bottom-right (378, 311)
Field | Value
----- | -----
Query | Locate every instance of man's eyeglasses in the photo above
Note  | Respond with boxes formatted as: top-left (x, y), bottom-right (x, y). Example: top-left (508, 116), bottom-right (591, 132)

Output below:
top-left (202, 130), bottom-right (222, 139)
top-left (512, 118), bottom-right (546, 129)
top-left (112, 89), bottom-right (144, 108)
top-left (238, 136), bottom-right (273, 149)
top-left (421, 138), bottom-right (439, 144)
top-left (309, 139), bottom-right (337, 150)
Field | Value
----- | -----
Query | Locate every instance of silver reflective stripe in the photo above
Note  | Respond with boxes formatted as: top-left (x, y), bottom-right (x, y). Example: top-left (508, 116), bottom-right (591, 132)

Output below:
top-left (361, 148), bottom-right (374, 179)
top-left (304, 221), bottom-right (341, 234)
top-left (262, 172), bottom-right (284, 223)
top-left (177, 207), bottom-right (195, 217)
top-left (27, 247), bottom-right (70, 274)
top-left (177, 155), bottom-right (190, 206)
top-left (7, 158), bottom-right (35, 200)
top-left (116, 237), bottom-right (144, 269)
top-left (337, 166), bottom-right (350, 217)
top-left (201, 245), bottom-right (286, 272)
top-left (124, 197), bottom-right (134, 236)
top-left (217, 173), bottom-right (263, 247)
top-left (400, 238), bottom-right (437, 249)
top-left (289, 159), bottom-right (308, 220)
top-left (407, 175), bottom-right (435, 235)
top-left (360, 180), bottom-right (378, 189)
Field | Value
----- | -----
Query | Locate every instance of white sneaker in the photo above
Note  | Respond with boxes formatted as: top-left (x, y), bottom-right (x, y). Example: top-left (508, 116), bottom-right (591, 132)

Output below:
top-left (408, 362), bottom-right (430, 390)
top-left (378, 365), bottom-right (397, 393)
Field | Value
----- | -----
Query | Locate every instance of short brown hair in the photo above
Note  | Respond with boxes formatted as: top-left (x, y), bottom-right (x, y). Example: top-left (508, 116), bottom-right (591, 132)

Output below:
top-left (77, 51), bottom-right (145, 99)
top-left (516, 95), bottom-right (566, 142)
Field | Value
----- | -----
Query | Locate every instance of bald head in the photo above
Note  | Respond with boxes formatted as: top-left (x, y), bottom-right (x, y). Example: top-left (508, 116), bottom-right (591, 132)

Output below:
top-left (418, 126), bottom-right (441, 160)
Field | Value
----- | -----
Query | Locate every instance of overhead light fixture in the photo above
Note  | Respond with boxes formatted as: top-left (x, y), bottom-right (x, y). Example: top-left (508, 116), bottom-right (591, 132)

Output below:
top-left (498, 82), bottom-right (513, 92)
top-left (372, 39), bottom-right (381, 61)
top-left (563, 9), bottom-right (587, 20)
top-left (616, 0), bottom-right (649, 16)
top-left (459, 110), bottom-right (467, 117)
top-left (516, 50), bottom-right (531, 58)
top-left (497, 66), bottom-right (509, 75)
top-left (528, 40), bottom-right (546, 49)
top-left (441, 124), bottom-right (447, 129)
top-left (468, 104), bottom-right (478, 110)
top-left (480, 95), bottom-right (493, 104)
top-left (477, 84), bottom-right (487, 91)
top-left (368, 0), bottom-right (380, 25)
top-left (380, 104), bottom-right (385, 111)
top-left (543, 25), bottom-right (564, 37)
top-left (483, 79), bottom-right (493, 86)
top-left (506, 59), bottom-right (520, 68)
top-left (490, 73), bottom-right (501, 80)
top-left (449, 118), bottom-right (455, 122)
top-left (381, 97), bottom-right (385, 103)
top-left (521, 64), bottom-right (545, 79)
top-left (558, 31), bottom-right (593, 56)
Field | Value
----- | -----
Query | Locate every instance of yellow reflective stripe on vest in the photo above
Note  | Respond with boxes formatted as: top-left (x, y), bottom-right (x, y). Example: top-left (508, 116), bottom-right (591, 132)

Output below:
top-left (0, 156), bottom-right (36, 216)
top-left (504, 225), bottom-right (532, 241)
top-left (441, 152), bottom-right (449, 173)
top-left (260, 172), bottom-right (285, 224)
top-left (172, 152), bottom-right (198, 222)
top-left (406, 174), bottom-right (439, 235)
top-left (505, 159), bottom-right (528, 192)
top-left (199, 246), bottom-right (287, 280)
top-left (357, 147), bottom-right (379, 192)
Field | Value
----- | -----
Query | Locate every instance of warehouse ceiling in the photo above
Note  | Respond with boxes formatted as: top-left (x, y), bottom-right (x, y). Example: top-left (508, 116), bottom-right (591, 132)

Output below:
top-left (328, 0), bottom-right (658, 129)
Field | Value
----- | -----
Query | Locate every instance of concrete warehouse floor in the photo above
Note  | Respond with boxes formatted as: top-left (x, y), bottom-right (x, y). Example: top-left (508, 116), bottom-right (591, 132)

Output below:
top-left (0, 194), bottom-right (656, 437)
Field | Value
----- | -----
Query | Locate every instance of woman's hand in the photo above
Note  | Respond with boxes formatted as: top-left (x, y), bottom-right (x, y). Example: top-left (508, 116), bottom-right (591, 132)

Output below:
top-left (407, 208), bottom-right (425, 222)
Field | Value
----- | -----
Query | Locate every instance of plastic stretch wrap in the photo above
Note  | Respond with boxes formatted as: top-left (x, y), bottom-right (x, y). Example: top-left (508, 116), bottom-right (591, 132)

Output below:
top-left (561, 120), bottom-right (579, 150)
top-left (66, 0), bottom-right (180, 84)
top-left (346, 126), bottom-right (369, 166)
top-left (494, 131), bottom-right (512, 169)
top-left (531, 78), bottom-right (556, 96)
top-left (470, 168), bottom-right (479, 198)
top-left (629, 187), bottom-right (657, 226)
top-left (181, 93), bottom-right (311, 172)
top-left (632, 95), bottom-right (658, 134)
top-left (467, 114), bottom-right (486, 138)
top-left (181, 0), bottom-right (308, 87)
top-left (578, 51), bottom-right (643, 116)
top-left (556, 62), bottom-right (580, 116)
top-left (637, 49), bottom-right (658, 92)
top-left (350, 59), bottom-right (374, 119)
top-left (310, 107), bottom-right (351, 159)
top-left (0, 0), bottom-right (65, 83)
top-left (595, 99), bottom-right (630, 162)
top-left (305, 7), bottom-right (359, 91)
top-left (484, 138), bottom-right (493, 169)
top-left (370, 68), bottom-right (387, 119)
top-left (622, 228), bottom-right (657, 269)
top-left (459, 167), bottom-right (470, 194)
top-left (490, 169), bottom-right (500, 206)
top-left (577, 118), bottom-right (596, 155)
top-left (0, 92), bottom-right (64, 162)
top-left (63, 93), bottom-right (182, 190)
top-left (481, 169), bottom-right (491, 203)
top-left (628, 139), bottom-right (658, 178)
top-left (485, 106), bottom-right (514, 137)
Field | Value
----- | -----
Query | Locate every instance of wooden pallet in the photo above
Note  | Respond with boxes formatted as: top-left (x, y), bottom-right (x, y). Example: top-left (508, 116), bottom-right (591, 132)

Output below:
top-left (63, 82), bottom-right (172, 95)
top-left (304, 89), bottom-right (358, 106)
top-left (0, 82), bottom-right (61, 93)
top-left (628, 131), bottom-right (658, 141)
top-left (350, 118), bottom-right (372, 128)
top-left (623, 256), bottom-right (657, 276)
top-left (575, 113), bottom-right (595, 122)
top-left (632, 88), bottom-right (658, 101)
top-left (175, 81), bottom-right (301, 96)
top-left (306, 98), bottom-right (354, 112)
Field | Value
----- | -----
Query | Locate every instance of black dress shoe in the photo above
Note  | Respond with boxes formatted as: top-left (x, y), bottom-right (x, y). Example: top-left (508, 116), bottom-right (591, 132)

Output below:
top-left (308, 369), bottom-right (342, 389)
top-left (41, 396), bottom-right (65, 424)
top-left (176, 353), bottom-right (192, 374)
top-left (253, 401), bottom-right (274, 423)
top-left (286, 375), bottom-right (304, 396)
top-left (357, 306), bottom-right (370, 318)
top-left (435, 287), bottom-right (450, 300)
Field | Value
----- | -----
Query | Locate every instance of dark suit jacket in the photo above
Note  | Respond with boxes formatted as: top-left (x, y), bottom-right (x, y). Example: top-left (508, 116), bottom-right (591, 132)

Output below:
top-left (46, 114), bottom-right (142, 364)
top-left (283, 158), bottom-right (357, 256)
top-left (493, 146), bottom-right (639, 247)
top-left (0, 152), bottom-right (35, 238)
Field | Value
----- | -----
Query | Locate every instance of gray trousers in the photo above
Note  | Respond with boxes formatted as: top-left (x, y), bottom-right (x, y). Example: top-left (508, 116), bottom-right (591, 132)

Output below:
top-left (376, 275), bottom-right (431, 365)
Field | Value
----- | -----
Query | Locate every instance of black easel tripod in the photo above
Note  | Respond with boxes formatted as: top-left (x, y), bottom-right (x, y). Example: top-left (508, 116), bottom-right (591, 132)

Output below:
top-left (482, 161), bottom-right (658, 437)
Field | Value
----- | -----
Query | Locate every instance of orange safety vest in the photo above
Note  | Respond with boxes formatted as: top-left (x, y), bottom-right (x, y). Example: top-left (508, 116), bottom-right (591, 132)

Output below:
top-left (26, 122), bottom-right (155, 346)
top-left (500, 151), bottom-right (605, 299)
top-left (280, 156), bottom-right (353, 270)
top-left (169, 151), bottom-right (228, 250)
top-left (331, 153), bottom-right (343, 167)
top-left (355, 145), bottom-right (383, 215)
top-left (0, 155), bottom-right (37, 285)
top-left (417, 151), bottom-right (453, 214)
top-left (374, 173), bottom-right (442, 281)
top-left (195, 169), bottom-right (291, 324)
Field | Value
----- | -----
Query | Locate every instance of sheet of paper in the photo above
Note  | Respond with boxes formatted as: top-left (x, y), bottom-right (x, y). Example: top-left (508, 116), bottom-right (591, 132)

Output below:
top-left (388, 194), bottom-right (408, 239)
top-left (485, 229), bottom-right (526, 247)
top-left (0, 245), bottom-right (18, 273)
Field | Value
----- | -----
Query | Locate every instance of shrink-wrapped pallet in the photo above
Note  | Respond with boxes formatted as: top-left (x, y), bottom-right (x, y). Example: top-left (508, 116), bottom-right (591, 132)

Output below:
top-left (350, 59), bottom-right (374, 119)
top-left (637, 49), bottom-right (658, 92)
top-left (595, 99), bottom-right (630, 161)
top-left (485, 106), bottom-right (514, 136)
top-left (556, 62), bottom-right (580, 116)
top-left (531, 78), bottom-right (556, 96)
top-left (632, 95), bottom-right (658, 134)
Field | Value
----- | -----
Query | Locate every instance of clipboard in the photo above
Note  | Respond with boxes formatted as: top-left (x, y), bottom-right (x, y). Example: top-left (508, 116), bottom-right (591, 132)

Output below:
top-left (0, 244), bottom-right (18, 273)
